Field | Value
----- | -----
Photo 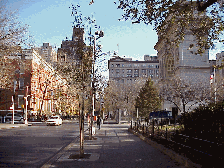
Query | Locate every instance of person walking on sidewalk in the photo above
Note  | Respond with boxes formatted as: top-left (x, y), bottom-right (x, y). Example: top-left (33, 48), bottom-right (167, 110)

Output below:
top-left (97, 115), bottom-right (101, 130)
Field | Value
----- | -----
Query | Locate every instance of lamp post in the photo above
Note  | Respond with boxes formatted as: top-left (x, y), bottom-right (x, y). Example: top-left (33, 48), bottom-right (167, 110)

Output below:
top-left (90, 30), bottom-right (104, 140)
top-left (24, 86), bottom-right (29, 125)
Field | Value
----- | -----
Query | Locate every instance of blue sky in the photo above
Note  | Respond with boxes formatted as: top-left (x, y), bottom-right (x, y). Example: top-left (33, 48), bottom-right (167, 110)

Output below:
top-left (4, 0), bottom-right (158, 61)
top-left (4, 0), bottom-right (221, 64)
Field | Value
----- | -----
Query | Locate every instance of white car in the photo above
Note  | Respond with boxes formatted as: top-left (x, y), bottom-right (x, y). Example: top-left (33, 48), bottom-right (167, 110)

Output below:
top-left (46, 116), bottom-right (62, 126)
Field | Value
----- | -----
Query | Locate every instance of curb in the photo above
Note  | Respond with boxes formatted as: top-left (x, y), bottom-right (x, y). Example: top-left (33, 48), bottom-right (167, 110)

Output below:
top-left (0, 124), bottom-right (28, 130)
top-left (128, 128), bottom-right (201, 168)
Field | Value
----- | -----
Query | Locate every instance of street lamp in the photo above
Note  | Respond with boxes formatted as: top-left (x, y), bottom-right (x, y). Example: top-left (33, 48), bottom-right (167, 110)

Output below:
top-left (90, 30), bottom-right (104, 139)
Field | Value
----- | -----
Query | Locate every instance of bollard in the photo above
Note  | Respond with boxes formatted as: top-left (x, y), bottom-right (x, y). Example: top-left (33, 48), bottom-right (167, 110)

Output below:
top-left (166, 127), bottom-right (167, 140)
top-left (152, 119), bottom-right (154, 138)
top-left (143, 124), bottom-right (144, 134)
top-left (161, 118), bottom-right (162, 129)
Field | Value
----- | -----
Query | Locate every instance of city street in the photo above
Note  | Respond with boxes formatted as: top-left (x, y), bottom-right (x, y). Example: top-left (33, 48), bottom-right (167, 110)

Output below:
top-left (0, 120), bottom-right (81, 168)
top-left (44, 123), bottom-right (183, 168)
top-left (0, 120), bottom-right (183, 168)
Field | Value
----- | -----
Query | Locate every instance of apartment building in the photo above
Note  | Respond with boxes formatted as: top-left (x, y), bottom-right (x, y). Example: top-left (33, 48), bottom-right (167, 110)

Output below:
top-left (57, 27), bottom-right (85, 63)
top-left (0, 49), bottom-right (77, 118)
top-left (36, 43), bottom-right (57, 65)
top-left (108, 55), bottom-right (159, 84)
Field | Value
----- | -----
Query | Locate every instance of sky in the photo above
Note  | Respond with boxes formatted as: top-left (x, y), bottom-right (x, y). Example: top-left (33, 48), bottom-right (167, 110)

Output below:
top-left (3, 0), bottom-right (222, 75)
top-left (4, 0), bottom-right (158, 59)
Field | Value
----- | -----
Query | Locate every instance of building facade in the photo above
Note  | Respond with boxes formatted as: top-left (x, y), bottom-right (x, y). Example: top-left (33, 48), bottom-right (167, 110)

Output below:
top-left (155, 33), bottom-right (211, 84)
top-left (36, 43), bottom-right (57, 65)
top-left (0, 49), bottom-right (78, 119)
top-left (57, 27), bottom-right (85, 63)
top-left (216, 51), bottom-right (224, 78)
top-left (108, 55), bottom-right (159, 84)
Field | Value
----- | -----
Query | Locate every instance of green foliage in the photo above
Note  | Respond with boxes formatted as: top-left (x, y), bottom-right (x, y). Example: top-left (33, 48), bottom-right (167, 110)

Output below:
top-left (184, 100), bottom-right (224, 140)
top-left (135, 78), bottom-right (161, 117)
top-left (116, 0), bottom-right (224, 54)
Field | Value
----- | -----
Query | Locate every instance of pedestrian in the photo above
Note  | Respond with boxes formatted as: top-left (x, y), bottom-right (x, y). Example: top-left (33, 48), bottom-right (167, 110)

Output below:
top-left (145, 117), bottom-right (148, 125)
top-left (97, 115), bottom-right (101, 130)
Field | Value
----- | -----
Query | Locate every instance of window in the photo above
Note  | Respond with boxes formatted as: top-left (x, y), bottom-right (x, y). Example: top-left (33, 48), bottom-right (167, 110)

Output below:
top-left (149, 69), bottom-right (153, 74)
top-left (61, 56), bottom-right (65, 61)
top-left (116, 69), bottom-right (120, 73)
top-left (142, 69), bottom-right (146, 74)
top-left (122, 64), bottom-right (124, 67)
top-left (20, 63), bottom-right (25, 74)
top-left (127, 69), bottom-right (132, 73)
top-left (111, 64), bottom-right (114, 67)
top-left (116, 64), bottom-right (120, 67)
top-left (19, 78), bottom-right (24, 89)
top-left (134, 69), bottom-right (139, 73)
top-left (134, 69), bottom-right (139, 77)
top-left (127, 74), bottom-right (132, 77)
top-left (18, 95), bottom-right (24, 108)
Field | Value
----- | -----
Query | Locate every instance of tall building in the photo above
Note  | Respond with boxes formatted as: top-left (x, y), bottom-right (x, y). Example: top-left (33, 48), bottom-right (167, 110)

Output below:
top-left (108, 55), bottom-right (159, 84)
top-left (57, 27), bottom-right (85, 63)
top-left (36, 43), bottom-right (57, 65)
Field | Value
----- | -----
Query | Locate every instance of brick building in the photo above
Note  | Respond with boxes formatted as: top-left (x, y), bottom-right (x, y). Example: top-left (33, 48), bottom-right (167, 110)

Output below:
top-left (0, 49), bottom-right (78, 120)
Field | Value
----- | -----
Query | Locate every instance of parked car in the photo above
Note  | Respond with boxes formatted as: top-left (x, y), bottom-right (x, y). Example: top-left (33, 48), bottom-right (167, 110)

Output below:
top-left (5, 113), bottom-right (24, 122)
top-left (46, 116), bottom-right (62, 126)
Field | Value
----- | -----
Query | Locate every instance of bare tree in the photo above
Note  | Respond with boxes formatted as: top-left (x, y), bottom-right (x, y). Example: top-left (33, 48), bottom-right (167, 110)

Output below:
top-left (0, 2), bottom-right (33, 88)
top-left (104, 78), bottom-right (146, 120)
top-left (159, 76), bottom-right (211, 115)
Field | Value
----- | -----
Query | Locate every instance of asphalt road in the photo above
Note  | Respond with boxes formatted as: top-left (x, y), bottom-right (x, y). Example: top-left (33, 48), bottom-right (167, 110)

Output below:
top-left (0, 121), bottom-right (81, 168)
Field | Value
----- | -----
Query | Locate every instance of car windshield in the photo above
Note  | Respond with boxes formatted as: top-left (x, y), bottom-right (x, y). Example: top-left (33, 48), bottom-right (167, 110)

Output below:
top-left (50, 116), bottom-right (59, 119)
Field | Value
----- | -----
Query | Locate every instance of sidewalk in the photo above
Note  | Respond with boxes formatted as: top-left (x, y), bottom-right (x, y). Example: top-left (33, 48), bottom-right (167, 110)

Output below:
top-left (41, 123), bottom-right (183, 168)
top-left (0, 123), bottom-right (28, 130)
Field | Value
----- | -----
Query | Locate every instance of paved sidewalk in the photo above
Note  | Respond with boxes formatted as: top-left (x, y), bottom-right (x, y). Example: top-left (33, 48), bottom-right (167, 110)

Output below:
top-left (0, 123), bottom-right (28, 130)
top-left (42, 123), bottom-right (183, 168)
